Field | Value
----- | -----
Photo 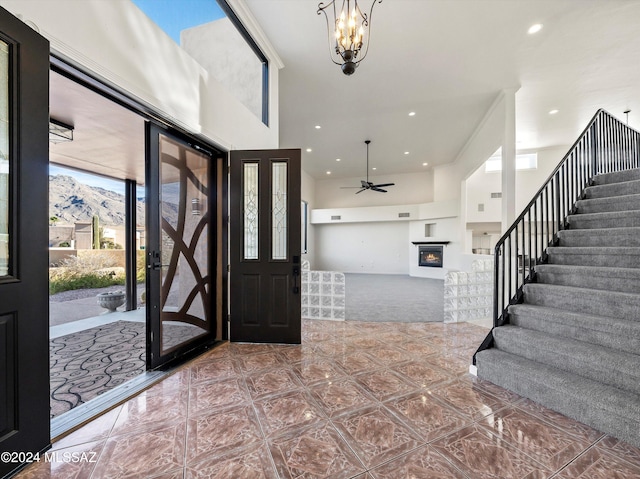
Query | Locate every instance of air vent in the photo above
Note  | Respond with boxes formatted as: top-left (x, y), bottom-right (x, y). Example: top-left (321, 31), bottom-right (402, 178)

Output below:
top-left (398, 212), bottom-right (410, 218)
top-left (331, 215), bottom-right (341, 220)
top-left (491, 192), bottom-right (502, 198)
top-left (478, 203), bottom-right (484, 212)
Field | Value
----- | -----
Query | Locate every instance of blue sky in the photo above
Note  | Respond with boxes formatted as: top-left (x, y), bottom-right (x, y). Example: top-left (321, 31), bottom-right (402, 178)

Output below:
top-left (131, 0), bottom-right (226, 44)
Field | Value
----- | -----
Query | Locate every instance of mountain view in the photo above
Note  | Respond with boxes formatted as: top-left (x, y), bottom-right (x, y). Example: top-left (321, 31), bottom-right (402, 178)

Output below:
top-left (49, 174), bottom-right (146, 226)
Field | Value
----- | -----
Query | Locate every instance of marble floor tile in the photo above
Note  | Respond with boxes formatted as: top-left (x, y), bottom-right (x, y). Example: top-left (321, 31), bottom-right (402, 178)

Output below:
top-left (332, 404), bottom-right (424, 468)
top-left (52, 405), bottom-right (121, 450)
top-left (186, 442), bottom-right (279, 479)
top-left (186, 404), bottom-right (263, 464)
top-left (515, 398), bottom-right (605, 443)
top-left (384, 391), bottom-right (472, 442)
top-left (429, 379), bottom-right (509, 420)
top-left (309, 377), bottom-right (377, 418)
top-left (423, 352), bottom-right (472, 376)
top-left (253, 389), bottom-right (325, 438)
top-left (396, 339), bottom-right (440, 358)
top-left (390, 360), bottom-right (454, 389)
top-left (234, 350), bottom-right (286, 374)
top-left (478, 406), bottom-right (592, 471)
top-left (432, 425), bottom-right (551, 479)
top-left (188, 376), bottom-right (251, 416)
top-left (596, 436), bottom-right (640, 469)
top-left (25, 319), bottom-right (640, 479)
top-left (333, 350), bottom-right (384, 375)
top-left (15, 440), bottom-right (104, 479)
top-left (556, 446), bottom-right (640, 479)
top-left (355, 368), bottom-right (420, 402)
top-left (188, 356), bottom-right (239, 385)
top-left (144, 368), bottom-right (191, 397)
top-left (244, 366), bottom-right (303, 400)
top-left (292, 357), bottom-right (347, 386)
top-left (268, 420), bottom-right (366, 478)
top-left (365, 345), bottom-right (413, 366)
top-left (93, 423), bottom-right (186, 479)
top-left (110, 390), bottom-right (188, 437)
top-left (368, 444), bottom-right (468, 479)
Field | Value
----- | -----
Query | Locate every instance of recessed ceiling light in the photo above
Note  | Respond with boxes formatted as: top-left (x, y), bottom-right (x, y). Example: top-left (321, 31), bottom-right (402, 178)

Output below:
top-left (336, 158), bottom-right (341, 162)
top-left (404, 151), bottom-right (410, 155)
top-left (326, 171), bottom-right (331, 175)
top-left (549, 109), bottom-right (559, 115)
top-left (306, 148), bottom-right (312, 152)
top-left (422, 162), bottom-right (428, 166)
top-left (372, 167), bottom-right (377, 170)
top-left (408, 112), bottom-right (416, 117)
top-left (528, 23), bottom-right (543, 34)
top-left (315, 125), bottom-right (322, 129)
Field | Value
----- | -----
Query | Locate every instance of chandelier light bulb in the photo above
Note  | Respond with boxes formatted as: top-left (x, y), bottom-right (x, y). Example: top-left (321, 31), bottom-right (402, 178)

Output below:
top-left (318, 0), bottom-right (383, 76)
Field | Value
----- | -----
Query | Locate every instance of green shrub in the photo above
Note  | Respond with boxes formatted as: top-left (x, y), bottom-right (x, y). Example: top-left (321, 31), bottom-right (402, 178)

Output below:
top-left (49, 272), bottom-right (125, 294)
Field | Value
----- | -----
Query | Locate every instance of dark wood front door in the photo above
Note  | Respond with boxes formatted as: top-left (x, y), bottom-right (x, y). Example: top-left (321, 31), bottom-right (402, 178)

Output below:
top-left (146, 123), bottom-right (220, 368)
top-left (0, 7), bottom-right (50, 477)
top-left (229, 149), bottom-right (301, 344)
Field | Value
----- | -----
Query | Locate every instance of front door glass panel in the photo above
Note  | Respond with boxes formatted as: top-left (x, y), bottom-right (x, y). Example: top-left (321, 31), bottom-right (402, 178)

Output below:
top-left (0, 40), bottom-right (9, 277)
top-left (159, 135), bottom-right (210, 354)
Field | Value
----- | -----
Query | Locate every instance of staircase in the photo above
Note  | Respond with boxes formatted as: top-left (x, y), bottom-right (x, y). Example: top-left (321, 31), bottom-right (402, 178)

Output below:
top-left (476, 168), bottom-right (640, 447)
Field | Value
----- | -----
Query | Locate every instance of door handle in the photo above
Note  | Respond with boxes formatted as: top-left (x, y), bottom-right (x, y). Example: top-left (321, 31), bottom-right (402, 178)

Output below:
top-left (292, 266), bottom-right (300, 294)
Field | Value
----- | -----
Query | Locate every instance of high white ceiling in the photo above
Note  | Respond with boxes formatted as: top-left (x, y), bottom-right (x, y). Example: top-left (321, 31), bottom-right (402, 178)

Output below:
top-left (244, 0), bottom-right (640, 179)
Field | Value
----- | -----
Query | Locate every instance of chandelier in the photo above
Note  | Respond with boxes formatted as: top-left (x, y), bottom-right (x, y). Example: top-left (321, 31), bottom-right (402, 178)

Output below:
top-left (317, 0), bottom-right (382, 75)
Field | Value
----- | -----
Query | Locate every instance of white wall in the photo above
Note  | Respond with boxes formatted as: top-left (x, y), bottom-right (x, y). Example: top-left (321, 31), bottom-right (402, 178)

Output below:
top-left (1, 0), bottom-right (281, 151)
top-left (315, 221), bottom-right (409, 274)
top-left (465, 145), bottom-right (570, 224)
top-left (301, 170), bottom-right (316, 268)
top-left (315, 171), bottom-right (434, 209)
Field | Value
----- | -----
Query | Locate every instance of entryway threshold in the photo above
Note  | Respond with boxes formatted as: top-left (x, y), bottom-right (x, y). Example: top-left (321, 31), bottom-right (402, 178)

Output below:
top-left (50, 370), bottom-right (166, 441)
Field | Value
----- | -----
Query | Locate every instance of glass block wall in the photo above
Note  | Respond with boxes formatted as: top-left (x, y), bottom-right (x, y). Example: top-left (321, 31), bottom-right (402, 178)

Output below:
top-left (302, 270), bottom-right (346, 321)
top-left (444, 259), bottom-right (493, 323)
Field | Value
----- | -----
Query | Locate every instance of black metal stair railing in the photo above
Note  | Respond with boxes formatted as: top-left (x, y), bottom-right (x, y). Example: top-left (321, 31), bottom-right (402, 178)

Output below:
top-left (473, 109), bottom-right (640, 364)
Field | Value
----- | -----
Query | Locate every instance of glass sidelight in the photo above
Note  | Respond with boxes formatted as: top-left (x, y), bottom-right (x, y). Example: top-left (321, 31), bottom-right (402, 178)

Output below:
top-left (0, 40), bottom-right (9, 277)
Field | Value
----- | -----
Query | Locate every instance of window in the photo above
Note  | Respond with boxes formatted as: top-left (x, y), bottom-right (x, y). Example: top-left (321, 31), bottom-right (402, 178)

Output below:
top-left (132, 0), bottom-right (269, 124)
top-left (485, 152), bottom-right (538, 172)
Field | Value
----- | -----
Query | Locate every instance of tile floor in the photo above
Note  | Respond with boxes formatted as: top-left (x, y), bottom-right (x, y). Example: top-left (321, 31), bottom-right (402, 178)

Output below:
top-left (17, 319), bottom-right (640, 478)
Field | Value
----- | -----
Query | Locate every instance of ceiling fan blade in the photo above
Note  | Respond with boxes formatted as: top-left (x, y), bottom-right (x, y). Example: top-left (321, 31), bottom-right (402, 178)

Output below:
top-left (355, 188), bottom-right (366, 194)
top-left (371, 187), bottom-right (388, 193)
top-left (372, 182), bottom-right (395, 188)
top-left (340, 186), bottom-right (363, 189)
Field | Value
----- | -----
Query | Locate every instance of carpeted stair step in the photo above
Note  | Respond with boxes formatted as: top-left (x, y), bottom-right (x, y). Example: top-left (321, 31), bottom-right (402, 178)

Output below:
top-left (575, 193), bottom-right (640, 214)
top-left (535, 264), bottom-right (640, 294)
top-left (567, 210), bottom-right (640, 229)
top-left (508, 304), bottom-right (640, 355)
top-left (546, 246), bottom-right (640, 268)
top-left (584, 179), bottom-right (640, 199)
top-left (592, 168), bottom-right (640, 185)
top-left (475, 348), bottom-right (640, 447)
top-left (523, 282), bottom-right (640, 319)
top-left (557, 227), bottom-right (640, 247)
top-left (492, 325), bottom-right (640, 396)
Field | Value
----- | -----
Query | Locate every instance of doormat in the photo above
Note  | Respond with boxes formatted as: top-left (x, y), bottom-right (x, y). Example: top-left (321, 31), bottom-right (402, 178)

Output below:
top-left (50, 320), bottom-right (202, 418)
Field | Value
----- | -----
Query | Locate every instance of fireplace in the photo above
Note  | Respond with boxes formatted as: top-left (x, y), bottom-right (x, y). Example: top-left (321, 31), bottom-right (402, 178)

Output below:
top-left (419, 245), bottom-right (443, 268)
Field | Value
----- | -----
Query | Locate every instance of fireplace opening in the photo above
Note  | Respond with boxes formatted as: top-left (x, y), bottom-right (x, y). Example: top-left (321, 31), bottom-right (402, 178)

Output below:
top-left (419, 245), bottom-right (443, 268)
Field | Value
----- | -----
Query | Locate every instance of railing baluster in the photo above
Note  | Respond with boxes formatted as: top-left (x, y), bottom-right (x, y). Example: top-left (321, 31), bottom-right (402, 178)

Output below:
top-left (482, 110), bottom-right (640, 351)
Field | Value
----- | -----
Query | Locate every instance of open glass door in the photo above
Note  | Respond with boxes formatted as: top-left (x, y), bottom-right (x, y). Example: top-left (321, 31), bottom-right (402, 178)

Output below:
top-left (146, 124), bottom-right (217, 368)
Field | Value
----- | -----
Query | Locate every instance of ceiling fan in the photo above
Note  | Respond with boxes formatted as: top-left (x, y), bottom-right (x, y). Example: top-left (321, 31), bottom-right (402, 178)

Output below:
top-left (342, 140), bottom-right (395, 194)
